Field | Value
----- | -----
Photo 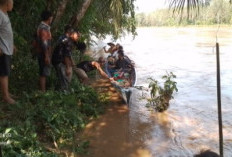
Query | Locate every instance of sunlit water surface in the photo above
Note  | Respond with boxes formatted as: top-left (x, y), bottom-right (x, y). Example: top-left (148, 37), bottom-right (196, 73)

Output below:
top-left (90, 27), bottom-right (232, 157)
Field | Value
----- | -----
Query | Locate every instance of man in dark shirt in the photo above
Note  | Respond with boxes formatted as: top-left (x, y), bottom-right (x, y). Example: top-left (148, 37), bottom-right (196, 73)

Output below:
top-left (74, 57), bottom-right (111, 84)
top-left (52, 27), bottom-right (80, 90)
top-left (115, 49), bottom-right (132, 71)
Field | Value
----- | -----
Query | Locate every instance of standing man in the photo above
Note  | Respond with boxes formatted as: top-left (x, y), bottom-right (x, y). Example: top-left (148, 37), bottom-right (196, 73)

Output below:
top-left (52, 28), bottom-right (80, 90)
top-left (37, 10), bottom-right (53, 92)
top-left (0, 0), bottom-right (15, 104)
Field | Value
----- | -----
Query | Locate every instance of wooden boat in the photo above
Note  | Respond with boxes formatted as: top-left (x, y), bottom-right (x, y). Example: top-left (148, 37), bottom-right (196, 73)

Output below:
top-left (105, 56), bottom-right (136, 104)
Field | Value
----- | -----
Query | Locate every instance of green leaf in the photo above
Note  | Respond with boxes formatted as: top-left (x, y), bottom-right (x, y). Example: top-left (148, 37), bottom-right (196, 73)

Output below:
top-left (5, 128), bottom-right (12, 134)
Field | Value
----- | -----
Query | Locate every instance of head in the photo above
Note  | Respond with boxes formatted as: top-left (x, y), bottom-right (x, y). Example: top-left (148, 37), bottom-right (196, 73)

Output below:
top-left (118, 45), bottom-right (123, 50)
top-left (0, 0), bottom-right (13, 12)
top-left (98, 57), bottom-right (105, 66)
top-left (194, 150), bottom-right (220, 157)
top-left (41, 10), bottom-right (53, 25)
top-left (69, 30), bottom-right (80, 41)
top-left (118, 49), bottom-right (125, 60)
top-left (116, 43), bottom-right (121, 48)
top-left (107, 42), bottom-right (115, 47)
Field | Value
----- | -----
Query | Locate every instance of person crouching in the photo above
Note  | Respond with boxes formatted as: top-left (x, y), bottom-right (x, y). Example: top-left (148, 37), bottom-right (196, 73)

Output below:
top-left (73, 57), bottom-right (112, 85)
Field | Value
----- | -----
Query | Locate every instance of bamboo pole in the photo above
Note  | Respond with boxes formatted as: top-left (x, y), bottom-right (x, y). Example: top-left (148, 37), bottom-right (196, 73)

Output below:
top-left (216, 42), bottom-right (223, 157)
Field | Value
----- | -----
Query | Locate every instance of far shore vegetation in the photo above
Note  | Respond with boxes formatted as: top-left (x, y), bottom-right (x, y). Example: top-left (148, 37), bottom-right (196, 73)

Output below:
top-left (136, 0), bottom-right (232, 27)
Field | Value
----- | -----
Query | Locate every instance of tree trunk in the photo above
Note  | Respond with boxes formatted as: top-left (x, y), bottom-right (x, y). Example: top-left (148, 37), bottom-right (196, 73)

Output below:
top-left (52, 0), bottom-right (71, 30)
top-left (69, 0), bottom-right (93, 27)
top-left (46, 0), bottom-right (54, 10)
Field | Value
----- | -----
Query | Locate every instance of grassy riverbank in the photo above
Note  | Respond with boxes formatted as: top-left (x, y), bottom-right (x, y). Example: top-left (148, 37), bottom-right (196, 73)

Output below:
top-left (0, 77), bottom-right (110, 156)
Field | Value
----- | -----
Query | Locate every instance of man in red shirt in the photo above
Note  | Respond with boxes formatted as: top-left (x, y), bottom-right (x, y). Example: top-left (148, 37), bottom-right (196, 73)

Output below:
top-left (36, 10), bottom-right (53, 92)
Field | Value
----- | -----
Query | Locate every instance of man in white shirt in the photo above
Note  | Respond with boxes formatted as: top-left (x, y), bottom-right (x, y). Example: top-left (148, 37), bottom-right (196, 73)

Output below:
top-left (0, 0), bottom-right (15, 104)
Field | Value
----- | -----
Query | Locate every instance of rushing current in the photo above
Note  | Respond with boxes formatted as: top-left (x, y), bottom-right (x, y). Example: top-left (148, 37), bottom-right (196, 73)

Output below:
top-left (86, 27), bottom-right (232, 157)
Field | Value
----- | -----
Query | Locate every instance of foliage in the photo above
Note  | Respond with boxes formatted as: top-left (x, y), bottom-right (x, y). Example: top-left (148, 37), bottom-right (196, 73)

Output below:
top-left (11, 0), bottom-right (136, 45)
top-left (168, 0), bottom-right (201, 16)
top-left (136, 0), bottom-right (232, 27)
top-left (145, 72), bottom-right (178, 112)
top-left (2, 0), bottom-right (136, 156)
top-left (81, 0), bottom-right (136, 40)
top-left (0, 80), bottom-right (108, 156)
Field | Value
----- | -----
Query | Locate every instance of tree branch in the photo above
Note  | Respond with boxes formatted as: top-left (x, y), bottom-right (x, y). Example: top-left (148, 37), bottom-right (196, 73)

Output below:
top-left (52, 0), bottom-right (71, 31)
top-left (69, 0), bottom-right (93, 27)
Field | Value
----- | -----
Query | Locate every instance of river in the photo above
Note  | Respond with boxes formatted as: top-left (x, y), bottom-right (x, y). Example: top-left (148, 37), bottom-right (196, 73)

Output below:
top-left (83, 27), bottom-right (232, 157)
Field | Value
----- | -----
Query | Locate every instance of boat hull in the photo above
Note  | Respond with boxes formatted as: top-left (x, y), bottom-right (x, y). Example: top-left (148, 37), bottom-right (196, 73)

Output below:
top-left (105, 62), bottom-right (136, 104)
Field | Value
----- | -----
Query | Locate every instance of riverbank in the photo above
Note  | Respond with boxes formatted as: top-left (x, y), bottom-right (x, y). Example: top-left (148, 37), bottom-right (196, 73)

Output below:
top-left (0, 79), bottom-right (109, 156)
top-left (79, 78), bottom-right (153, 157)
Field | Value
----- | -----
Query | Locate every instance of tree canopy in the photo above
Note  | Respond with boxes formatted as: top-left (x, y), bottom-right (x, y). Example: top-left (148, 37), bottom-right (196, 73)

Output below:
top-left (136, 0), bottom-right (231, 27)
top-left (12, 0), bottom-right (136, 45)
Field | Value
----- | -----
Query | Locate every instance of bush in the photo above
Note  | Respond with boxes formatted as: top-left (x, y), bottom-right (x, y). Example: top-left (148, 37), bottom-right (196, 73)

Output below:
top-left (0, 80), bottom-right (108, 156)
top-left (145, 72), bottom-right (178, 112)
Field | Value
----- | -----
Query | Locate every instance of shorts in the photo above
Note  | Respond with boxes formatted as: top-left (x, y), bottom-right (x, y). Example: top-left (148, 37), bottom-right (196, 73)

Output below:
top-left (38, 54), bottom-right (51, 77)
top-left (0, 54), bottom-right (11, 76)
top-left (73, 67), bottom-right (88, 81)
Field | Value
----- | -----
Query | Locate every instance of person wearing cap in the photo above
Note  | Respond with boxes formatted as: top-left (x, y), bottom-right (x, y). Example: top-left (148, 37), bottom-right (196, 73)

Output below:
top-left (52, 26), bottom-right (80, 90)
top-left (36, 10), bottom-right (53, 92)
top-left (103, 43), bottom-right (123, 77)
top-left (0, 0), bottom-right (15, 104)
top-left (73, 57), bottom-right (113, 85)
top-left (103, 42), bottom-right (122, 59)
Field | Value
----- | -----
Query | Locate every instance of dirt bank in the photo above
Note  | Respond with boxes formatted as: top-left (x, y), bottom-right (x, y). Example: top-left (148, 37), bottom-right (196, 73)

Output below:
top-left (79, 78), bottom-right (152, 157)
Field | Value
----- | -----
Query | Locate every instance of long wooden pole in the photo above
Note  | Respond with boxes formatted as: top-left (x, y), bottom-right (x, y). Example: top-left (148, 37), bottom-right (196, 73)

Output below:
top-left (216, 42), bottom-right (223, 157)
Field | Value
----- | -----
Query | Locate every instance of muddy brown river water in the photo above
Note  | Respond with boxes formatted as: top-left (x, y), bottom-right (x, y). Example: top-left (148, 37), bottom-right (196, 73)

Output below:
top-left (81, 27), bottom-right (232, 157)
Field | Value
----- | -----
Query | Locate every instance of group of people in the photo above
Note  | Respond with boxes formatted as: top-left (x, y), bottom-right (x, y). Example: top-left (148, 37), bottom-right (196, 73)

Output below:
top-left (0, 0), bottom-right (116, 105)
top-left (34, 10), bottom-right (134, 92)
top-left (104, 43), bottom-right (133, 77)
top-left (33, 11), bottom-right (113, 92)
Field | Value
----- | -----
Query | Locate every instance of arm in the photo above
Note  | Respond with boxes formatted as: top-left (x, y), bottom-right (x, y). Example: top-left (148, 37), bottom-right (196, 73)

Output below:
top-left (70, 56), bottom-right (76, 67)
top-left (103, 46), bottom-right (107, 53)
top-left (93, 61), bottom-right (110, 79)
top-left (13, 46), bottom-right (17, 54)
top-left (103, 46), bottom-right (113, 54)
top-left (0, 18), bottom-right (3, 56)
top-left (39, 29), bottom-right (51, 65)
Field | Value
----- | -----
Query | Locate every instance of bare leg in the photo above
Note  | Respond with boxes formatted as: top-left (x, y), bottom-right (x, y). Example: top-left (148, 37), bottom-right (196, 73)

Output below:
top-left (39, 76), bottom-right (46, 92)
top-left (0, 76), bottom-right (15, 104)
top-left (73, 67), bottom-right (89, 85)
